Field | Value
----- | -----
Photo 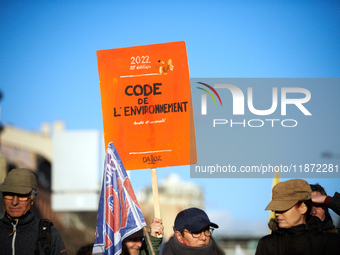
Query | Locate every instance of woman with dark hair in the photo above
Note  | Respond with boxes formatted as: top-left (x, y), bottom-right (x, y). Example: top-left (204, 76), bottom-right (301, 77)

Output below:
top-left (255, 179), bottom-right (340, 255)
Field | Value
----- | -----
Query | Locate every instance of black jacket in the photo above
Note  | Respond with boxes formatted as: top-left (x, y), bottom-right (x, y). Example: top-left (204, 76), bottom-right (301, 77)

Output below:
top-left (0, 211), bottom-right (67, 255)
top-left (328, 192), bottom-right (340, 216)
top-left (255, 218), bottom-right (340, 255)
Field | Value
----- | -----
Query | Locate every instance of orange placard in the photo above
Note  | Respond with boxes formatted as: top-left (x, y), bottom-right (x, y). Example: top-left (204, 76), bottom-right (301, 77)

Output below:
top-left (97, 41), bottom-right (197, 170)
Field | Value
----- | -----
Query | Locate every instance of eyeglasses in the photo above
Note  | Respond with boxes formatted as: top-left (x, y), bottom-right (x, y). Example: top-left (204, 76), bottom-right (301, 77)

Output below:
top-left (184, 228), bottom-right (214, 238)
top-left (3, 193), bottom-right (31, 202)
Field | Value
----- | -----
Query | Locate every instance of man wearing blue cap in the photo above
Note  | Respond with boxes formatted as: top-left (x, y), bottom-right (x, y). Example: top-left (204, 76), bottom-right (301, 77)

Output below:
top-left (163, 207), bottom-right (224, 255)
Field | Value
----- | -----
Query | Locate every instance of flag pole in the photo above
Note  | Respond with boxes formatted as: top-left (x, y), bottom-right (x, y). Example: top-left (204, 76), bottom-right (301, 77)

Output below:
top-left (143, 226), bottom-right (156, 255)
top-left (269, 168), bottom-right (280, 234)
top-left (150, 168), bottom-right (162, 237)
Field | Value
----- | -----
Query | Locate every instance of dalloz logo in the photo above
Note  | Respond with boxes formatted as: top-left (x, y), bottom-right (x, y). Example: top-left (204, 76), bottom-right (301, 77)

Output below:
top-left (196, 82), bottom-right (312, 127)
top-left (143, 155), bottom-right (162, 164)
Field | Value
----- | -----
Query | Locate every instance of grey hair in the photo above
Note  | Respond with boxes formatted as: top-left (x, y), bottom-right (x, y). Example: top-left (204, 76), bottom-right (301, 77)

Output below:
top-left (31, 189), bottom-right (39, 200)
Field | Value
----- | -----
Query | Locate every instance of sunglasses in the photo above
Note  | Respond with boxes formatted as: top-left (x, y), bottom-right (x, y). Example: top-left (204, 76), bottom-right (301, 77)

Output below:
top-left (3, 193), bottom-right (31, 201)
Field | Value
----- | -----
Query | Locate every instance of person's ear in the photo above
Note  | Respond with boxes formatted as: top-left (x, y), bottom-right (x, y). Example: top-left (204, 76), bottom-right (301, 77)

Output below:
top-left (30, 199), bottom-right (35, 206)
top-left (299, 202), bottom-right (308, 214)
top-left (174, 231), bottom-right (184, 243)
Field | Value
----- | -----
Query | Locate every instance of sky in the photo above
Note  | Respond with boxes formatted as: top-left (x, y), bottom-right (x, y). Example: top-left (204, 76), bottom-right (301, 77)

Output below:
top-left (1, 0), bottom-right (340, 236)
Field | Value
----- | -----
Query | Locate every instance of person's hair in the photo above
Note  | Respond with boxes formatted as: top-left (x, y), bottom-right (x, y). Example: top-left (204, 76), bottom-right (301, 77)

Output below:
top-left (310, 184), bottom-right (327, 195)
top-left (31, 189), bottom-right (39, 201)
top-left (297, 199), bottom-right (312, 222)
top-left (178, 229), bottom-right (185, 236)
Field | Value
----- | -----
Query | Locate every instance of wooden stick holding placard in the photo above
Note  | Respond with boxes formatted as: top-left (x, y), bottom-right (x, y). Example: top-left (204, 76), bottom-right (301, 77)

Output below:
top-left (150, 168), bottom-right (162, 238)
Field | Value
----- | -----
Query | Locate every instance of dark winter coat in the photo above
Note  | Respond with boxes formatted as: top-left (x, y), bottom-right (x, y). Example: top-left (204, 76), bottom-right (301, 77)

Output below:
top-left (139, 233), bottom-right (163, 255)
top-left (328, 192), bottom-right (340, 216)
top-left (0, 211), bottom-right (67, 255)
top-left (255, 217), bottom-right (340, 255)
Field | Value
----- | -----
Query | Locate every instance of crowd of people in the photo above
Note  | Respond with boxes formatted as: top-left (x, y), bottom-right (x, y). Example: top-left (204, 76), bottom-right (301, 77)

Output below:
top-left (0, 168), bottom-right (339, 255)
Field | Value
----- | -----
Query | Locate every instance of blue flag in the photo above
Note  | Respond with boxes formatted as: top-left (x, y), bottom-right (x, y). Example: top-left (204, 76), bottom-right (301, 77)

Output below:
top-left (93, 142), bottom-right (146, 255)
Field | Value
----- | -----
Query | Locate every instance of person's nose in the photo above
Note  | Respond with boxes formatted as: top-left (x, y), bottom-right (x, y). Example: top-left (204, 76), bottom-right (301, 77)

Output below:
top-left (199, 232), bottom-right (206, 241)
top-left (311, 206), bottom-right (317, 215)
top-left (135, 241), bottom-right (142, 248)
top-left (12, 196), bottom-right (19, 205)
